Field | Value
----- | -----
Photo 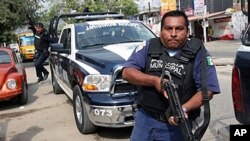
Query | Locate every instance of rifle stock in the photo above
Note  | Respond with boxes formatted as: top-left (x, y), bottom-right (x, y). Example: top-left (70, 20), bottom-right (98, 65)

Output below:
top-left (26, 14), bottom-right (35, 26)
top-left (161, 71), bottom-right (196, 141)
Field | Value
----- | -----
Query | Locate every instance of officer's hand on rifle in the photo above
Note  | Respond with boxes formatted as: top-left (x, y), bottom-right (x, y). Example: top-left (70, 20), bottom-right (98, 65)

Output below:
top-left (168, 109), bottom-right (188, 126)
top-left (163, 91), bottom-right (168, 99)
top-left (160, 77), bottom-right (169, 99)
top-left (168, 116), bottom-right (178, 126)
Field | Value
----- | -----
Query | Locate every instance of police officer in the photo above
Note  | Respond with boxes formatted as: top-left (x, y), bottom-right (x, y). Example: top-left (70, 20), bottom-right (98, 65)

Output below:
top-left (122, 10), bottom-right (220, 141)
top-left (29, 22), bottom-right (52, 82)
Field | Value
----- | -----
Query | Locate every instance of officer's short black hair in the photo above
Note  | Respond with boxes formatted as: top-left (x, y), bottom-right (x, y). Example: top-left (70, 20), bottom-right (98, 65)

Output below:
top-left (161, 10), bottom-right (189, 31)
top-left (36, 22), bottom-right (44, 27)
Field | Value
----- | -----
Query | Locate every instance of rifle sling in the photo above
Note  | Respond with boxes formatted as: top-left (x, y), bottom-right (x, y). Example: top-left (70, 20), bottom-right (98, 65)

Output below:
top-left (193, 41), bottom-right (210, 141)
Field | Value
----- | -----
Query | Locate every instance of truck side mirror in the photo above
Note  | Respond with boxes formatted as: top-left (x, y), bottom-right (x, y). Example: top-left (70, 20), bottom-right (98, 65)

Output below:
top-left (50, 43), bottom-right (70, 54)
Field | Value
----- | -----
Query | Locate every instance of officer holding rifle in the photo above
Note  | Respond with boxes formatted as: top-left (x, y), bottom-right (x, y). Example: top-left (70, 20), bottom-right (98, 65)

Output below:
top-left (122, 10), bottom-right (220, 141)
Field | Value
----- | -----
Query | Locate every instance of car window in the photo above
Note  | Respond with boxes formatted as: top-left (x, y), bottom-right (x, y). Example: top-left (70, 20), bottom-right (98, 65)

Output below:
top-left (0, 51), bottom-right (12, 64)
top-left (60, 29), bottom-right (71, 50)
top-left (76, 21), bottom-right (156, 49)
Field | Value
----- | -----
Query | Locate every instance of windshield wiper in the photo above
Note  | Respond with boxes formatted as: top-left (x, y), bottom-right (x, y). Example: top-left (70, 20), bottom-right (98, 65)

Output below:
top-left (119, 40), bottom-right (143, 43)
top-left (82, 43), bottom-right (109, 48)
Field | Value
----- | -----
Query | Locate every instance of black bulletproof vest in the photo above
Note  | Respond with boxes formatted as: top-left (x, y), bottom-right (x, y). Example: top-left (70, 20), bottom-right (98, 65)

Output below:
top-left (34, 31), bottom-right (49, 51)
top-left (138, 37), bottom-right (201, 119)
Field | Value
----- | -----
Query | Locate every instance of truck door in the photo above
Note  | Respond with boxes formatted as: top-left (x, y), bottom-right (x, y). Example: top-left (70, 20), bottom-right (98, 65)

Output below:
top-left (56, 29), bottom-right (72, 91)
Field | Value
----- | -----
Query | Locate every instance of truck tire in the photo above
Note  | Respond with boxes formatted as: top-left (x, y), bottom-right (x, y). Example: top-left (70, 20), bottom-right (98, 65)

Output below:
top-left (16, 82), bottom-right (28, 105)
top-left (51, 71), bottom-right (64, 94)
top-left (73, 85), bottom-right (97, 134)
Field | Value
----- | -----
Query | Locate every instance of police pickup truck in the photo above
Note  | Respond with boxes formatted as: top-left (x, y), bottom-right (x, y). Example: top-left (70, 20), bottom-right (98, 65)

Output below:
top-left (48, 12), bottom-right (156, 133)
top-left (232, 24), bottom-right (250, 125)
top-left (231, 0), bottom-right (250, 125)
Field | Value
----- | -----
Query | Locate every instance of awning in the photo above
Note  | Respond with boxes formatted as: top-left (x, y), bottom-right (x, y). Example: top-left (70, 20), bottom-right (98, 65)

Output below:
top-left (207, 13), bottom-right (232, 20)
top-left (188, 11), bottom-right (225, 21)
top-left (138, 8), bottom-right (161, 15)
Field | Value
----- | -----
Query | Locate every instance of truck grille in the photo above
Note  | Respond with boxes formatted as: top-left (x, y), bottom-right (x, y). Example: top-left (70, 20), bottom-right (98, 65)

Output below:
top-left (114, 83), bottom-right (137, 93)
top-left (111, 67), bottom-right (137, 94)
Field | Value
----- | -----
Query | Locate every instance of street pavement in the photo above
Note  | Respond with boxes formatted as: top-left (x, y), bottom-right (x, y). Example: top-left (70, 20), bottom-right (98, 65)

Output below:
top-left (204, 39), bottom-right (241, 66)
top-left (202, 39), bottom-right (241, 141)
top-left (0, 39), bottom-right (241, 141)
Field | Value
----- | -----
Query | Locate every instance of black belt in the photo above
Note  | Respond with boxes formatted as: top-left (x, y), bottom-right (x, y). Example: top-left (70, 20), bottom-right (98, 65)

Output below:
top-left (143, 108), bottom-right (168, 123)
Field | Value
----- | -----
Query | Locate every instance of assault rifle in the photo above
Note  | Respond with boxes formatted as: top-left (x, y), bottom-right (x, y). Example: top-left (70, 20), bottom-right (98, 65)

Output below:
top-left (24, 13), bottom-right (37, 36)
top-left (161, 70), bottom-right (196, 141)
top-left (26, 14), bottom-right (35, 26)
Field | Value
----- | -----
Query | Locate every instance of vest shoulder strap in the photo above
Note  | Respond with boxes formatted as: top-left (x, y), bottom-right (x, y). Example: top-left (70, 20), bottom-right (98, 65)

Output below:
top-left (148, 37), bottom-right (163, 57)
top-left (179, 37), bottom-right (203, 64)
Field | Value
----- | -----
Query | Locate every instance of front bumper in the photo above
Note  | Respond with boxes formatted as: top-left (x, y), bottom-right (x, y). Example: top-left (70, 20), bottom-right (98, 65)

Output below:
top-left (21, 53), bottom-right (34, 60)
top-left (0, 89), bottom-right (22, 101)
top-left (85, 103), bottom-right (134, 127)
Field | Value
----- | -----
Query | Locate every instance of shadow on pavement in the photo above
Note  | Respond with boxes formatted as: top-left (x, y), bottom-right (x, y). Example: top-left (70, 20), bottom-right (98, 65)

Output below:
top-left (96, 126), bottom-right (133, 139)
top-left (9, 126), bottom-right (44, 141)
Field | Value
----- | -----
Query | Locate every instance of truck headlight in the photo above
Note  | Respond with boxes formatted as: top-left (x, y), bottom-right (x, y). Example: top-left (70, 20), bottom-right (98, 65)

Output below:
top-left (83, 75), bottom-right (111, 92)
top-left (7, 79), bottom-right (17, 89)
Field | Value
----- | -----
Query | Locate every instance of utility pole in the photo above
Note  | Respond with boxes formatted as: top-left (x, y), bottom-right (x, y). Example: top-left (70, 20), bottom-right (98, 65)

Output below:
top-left (178, 0), bottom-right (181, 10)
top-left (148, 2), bottom-right (151, 18)
top-left (203, 1), bottom-right (207, 43)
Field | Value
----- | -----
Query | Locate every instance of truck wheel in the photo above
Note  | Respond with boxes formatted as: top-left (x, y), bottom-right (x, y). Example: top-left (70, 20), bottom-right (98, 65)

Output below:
top-left (73, 85), bottom-right (97, 134)
top-left (51, 71), bottom-right (64, 94)
top-left (16, 82), bottom-right (28, 105)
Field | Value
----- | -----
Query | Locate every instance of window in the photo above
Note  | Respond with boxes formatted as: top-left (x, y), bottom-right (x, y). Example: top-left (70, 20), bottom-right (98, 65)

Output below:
top-left (0, 51), bottom-right (11, 64)
top-left (20, 36), bottom-right (34, 46)
top-left (60, 29), bottom-right (71, 49)
top-left (76, 21), bottom-right (156, 49)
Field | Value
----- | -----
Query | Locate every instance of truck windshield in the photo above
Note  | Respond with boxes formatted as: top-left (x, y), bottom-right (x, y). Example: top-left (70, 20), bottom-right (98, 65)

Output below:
top-left (75, 21), bottom-right (156, 49)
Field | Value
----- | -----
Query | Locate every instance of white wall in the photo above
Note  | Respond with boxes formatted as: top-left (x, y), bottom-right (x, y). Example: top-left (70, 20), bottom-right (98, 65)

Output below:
top-left (231, 11), bottom-right (248, 39)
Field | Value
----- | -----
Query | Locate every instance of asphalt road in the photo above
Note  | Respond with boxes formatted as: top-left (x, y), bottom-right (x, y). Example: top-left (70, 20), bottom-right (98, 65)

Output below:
top-left (0, 40), bottom-right (242, 141)
top-left (0, 65), bottom-right (133, 141)
top-left (204, 40), bottom-right (240, 66)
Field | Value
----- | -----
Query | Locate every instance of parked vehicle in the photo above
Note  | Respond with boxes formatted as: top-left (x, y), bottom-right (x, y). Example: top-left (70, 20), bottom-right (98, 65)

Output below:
top-left (17, 32), bottom-right (35, 61)
top-left (9, 43), bottom-right (19, 53)
top-left (231, 0), bottom-right (250, 124)
top-left (48, 12), bottom-right (157, 133)
top-left (0, 47), bottom-right (28, 105)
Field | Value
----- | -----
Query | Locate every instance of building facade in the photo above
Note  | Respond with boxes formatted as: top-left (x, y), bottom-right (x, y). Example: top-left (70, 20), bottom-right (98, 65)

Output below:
top-left (136, 0), bottom-right (239, 42)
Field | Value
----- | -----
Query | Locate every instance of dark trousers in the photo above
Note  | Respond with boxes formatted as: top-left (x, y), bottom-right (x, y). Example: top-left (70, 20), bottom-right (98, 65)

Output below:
top-left (130, 108), bottom-right (186, 141)
top-left (34, 51), bottom-right (49, 78)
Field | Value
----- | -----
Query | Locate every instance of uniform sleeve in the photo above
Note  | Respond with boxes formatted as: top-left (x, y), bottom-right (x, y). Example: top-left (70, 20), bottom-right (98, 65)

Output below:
top-left (123, 40), bottom-right (149, 70)
top-left (41, 31), bottom-right (54, 43)
top-left (194, 49), bottom-right (221, 94)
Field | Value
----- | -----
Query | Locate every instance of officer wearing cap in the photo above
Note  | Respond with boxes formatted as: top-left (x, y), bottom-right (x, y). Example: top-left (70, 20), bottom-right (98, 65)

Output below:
top-left (29, 22), bottom-right (53, 82)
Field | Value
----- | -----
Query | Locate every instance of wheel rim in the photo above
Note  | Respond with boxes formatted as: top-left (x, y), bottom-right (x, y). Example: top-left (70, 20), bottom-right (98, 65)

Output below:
top-left (75, 95), bottom-right (83, 124)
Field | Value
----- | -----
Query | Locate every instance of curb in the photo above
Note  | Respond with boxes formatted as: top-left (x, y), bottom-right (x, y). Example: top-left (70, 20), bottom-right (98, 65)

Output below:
top-left (213, 58), bottom-right (234, 66)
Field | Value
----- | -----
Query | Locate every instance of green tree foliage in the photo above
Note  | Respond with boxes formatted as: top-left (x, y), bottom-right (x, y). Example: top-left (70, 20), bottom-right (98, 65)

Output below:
top-left (120, 0), bottom-right (138, 17)
top-left (0, 0), bottom-right (138, 44)
top-left (84, 0), bottom-right (138, 16)
top-left (0, 0), bottom-right (42, 44)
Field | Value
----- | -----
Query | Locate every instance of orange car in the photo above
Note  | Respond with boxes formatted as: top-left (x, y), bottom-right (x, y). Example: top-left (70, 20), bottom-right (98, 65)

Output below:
top-left (0, 47), bottom-right (28, 105)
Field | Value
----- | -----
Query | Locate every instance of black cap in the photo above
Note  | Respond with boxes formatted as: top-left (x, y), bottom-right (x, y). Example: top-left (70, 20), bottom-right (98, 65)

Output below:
top-left (35, 22), bottom-right (44, 27)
